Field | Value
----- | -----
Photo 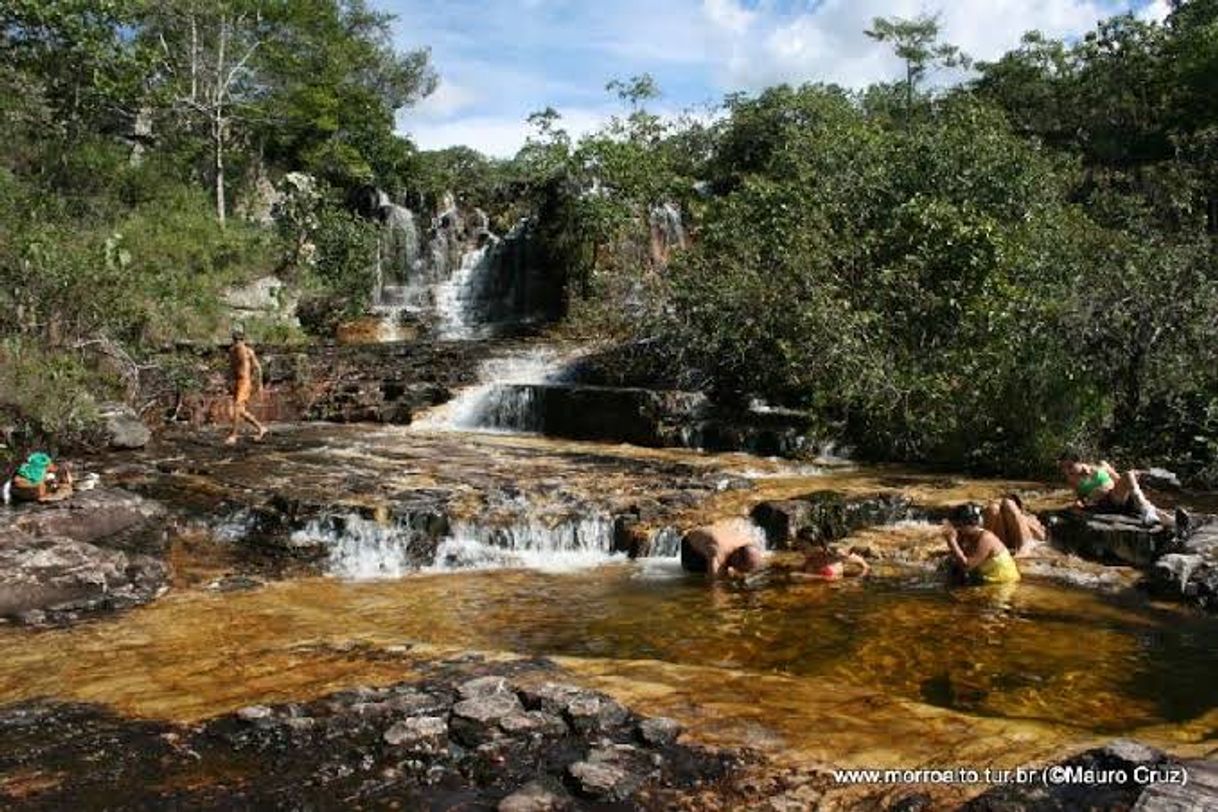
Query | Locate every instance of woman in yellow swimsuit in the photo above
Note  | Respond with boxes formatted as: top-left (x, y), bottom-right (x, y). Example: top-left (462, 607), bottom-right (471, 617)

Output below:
top-left (942, 503), bottom-right (1021, 585)
top-left (1057, 453), bottom-right (1159, 525)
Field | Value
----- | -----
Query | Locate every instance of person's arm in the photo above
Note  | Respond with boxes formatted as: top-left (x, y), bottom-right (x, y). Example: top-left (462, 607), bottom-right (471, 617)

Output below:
top-left (943, 522), bottom-right (968, 568)
top-left (845, 551), bottom-right (870, 576)
top-left (250, 348), bottom-right (264, 392)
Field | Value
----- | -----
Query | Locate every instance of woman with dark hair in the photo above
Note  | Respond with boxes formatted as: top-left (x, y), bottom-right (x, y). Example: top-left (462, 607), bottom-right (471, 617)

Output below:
top-left (942, 503), bottom-right (1021, 585)
top-left (1057, 453), bottom-right (1159, 525)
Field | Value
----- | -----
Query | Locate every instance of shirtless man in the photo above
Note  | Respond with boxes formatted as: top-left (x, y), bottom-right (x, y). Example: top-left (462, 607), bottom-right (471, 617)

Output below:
top-left (225, 330), bottom-right (267, 445)
top-left (680, 518), bottom-right (765, 580)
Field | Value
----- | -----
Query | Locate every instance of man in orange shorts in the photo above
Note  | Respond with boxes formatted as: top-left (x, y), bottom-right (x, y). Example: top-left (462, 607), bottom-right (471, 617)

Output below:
top-left (225, 329), bottom-right (267, 445)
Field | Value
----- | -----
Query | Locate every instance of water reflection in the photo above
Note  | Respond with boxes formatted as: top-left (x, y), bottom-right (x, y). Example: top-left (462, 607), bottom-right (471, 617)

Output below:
top-left (0, 561), bottom-right (1214, 737)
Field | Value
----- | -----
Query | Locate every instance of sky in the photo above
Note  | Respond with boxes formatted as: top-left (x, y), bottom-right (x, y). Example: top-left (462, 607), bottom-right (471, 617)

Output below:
top-left (381, 0), bottom-right (1173, 158)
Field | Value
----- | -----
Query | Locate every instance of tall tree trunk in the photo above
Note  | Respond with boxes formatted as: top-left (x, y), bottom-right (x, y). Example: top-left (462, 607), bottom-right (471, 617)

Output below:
top-left (214, 113), bottom-right (225, 226)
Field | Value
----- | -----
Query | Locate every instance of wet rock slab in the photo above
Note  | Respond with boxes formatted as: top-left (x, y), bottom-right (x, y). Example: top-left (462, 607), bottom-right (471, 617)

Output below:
top-left (0, 665), bottom-right (738, 810)
top-left (0, 489), bottom-right (169, 625)
top-left (1048, 510), bottom-right (1177, 567)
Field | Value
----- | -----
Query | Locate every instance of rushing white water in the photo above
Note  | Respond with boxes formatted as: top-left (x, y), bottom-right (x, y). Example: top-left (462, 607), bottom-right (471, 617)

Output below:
top-left (428, 514), bottom-right (620, 574)
top-left (411, 346), bottom-right (581, 432)
top-left (293, 511), bottom-right (620, 580)
top-left (434, 242), bottom-right (495, 340)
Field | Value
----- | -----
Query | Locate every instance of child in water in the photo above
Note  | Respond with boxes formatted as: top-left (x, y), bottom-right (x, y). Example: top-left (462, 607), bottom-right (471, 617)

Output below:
top-left (795, 539), bottom-right (871, 581)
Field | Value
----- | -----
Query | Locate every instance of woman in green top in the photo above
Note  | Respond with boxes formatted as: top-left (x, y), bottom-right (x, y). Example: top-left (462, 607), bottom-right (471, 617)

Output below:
top-left (942, 503), bottom-right (1021, 585)
top-left (1057, 453), bottom-right (1159, 525)
top-left (8, 452), bottom-right (73, 503)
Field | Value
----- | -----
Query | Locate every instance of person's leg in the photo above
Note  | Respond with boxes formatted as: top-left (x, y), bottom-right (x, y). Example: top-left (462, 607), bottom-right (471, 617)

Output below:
top-left (1111, 471), bottom-right (1158, 523)
top-left (241, 405), bottom-right (267, 440)
top-left (983, 501), bottom-right (1008, 547)
top-left (999, 498), bottom-right (1038, 557)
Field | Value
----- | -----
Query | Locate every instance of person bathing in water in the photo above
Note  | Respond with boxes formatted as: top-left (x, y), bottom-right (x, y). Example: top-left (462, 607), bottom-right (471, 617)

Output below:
top-left (226, 329), bottom-right (267, 445)
top-left (681, 519), bottom-right (765, 580)
top-left (942, 503), bottom-right (1021, 585)
top-left (983, 495), bottom-right (1045, 558)
top-left (1058, 453), bottom-right (1159, 525)
top-left (795, 539), bottom-right (871, 580)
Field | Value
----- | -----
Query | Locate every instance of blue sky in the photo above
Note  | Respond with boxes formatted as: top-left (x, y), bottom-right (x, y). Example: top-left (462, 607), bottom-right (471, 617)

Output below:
top-left (381, 0), bottom-right (1171, 157)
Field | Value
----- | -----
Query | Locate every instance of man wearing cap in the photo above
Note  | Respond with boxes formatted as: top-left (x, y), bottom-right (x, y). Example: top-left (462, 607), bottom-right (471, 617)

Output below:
top-left (226, 329), bottom-right (267, 445)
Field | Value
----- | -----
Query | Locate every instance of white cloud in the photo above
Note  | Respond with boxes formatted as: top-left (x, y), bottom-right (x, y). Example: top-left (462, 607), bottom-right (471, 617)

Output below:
top-left (705, 0), bottom-right (1124, 90)
top-left (703, 0), bottom-right (756, 34)
top-left (413, 78), bottom-right (479, 119)
top-left (1138, 0), bottom-right (1171, 22)
top-left (405, 108), bottom-right (612, 158)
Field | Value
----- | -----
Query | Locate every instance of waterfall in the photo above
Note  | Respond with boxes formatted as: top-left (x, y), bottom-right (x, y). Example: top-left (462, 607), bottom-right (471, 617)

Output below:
top-left (434, 239), bottom-right (497, 340)
top-left (291, 511), bottom-right (620, 580)
top-left (429, 515), bottom-right (619, 573)
top-left (410, 346), bottom-right (580, 432)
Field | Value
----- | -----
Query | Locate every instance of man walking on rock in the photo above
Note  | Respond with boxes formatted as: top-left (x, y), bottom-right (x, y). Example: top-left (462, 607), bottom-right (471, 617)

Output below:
top-left (226, 329), bottom-right (267, 445)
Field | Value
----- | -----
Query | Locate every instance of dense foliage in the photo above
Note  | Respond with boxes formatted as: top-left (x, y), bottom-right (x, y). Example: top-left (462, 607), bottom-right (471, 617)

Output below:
top-left (515, 5), bottom-right (1218, 483)
top-left (0, 0), bottom-right (432, 447)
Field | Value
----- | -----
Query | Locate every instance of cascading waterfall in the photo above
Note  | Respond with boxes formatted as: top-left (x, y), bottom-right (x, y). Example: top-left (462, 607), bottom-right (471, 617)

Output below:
top-left (411, 345), bottom-right (581, 432)
top-left (429, 515), bottom-right (619, 573)
top-left (291, 511), bottom-right (620, 580)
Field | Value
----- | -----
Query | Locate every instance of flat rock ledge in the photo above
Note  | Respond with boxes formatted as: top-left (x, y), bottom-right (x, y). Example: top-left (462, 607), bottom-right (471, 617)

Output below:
top-left (0, 667), bottom-right (734, 810)
top-left (751, 491), bottom-right (914, 550)
top-left (0, 489), bottom-right (169, 625)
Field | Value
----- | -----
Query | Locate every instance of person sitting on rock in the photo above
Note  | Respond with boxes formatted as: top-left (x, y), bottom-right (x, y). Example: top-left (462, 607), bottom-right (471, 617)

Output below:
top-left (1058, 453), bottom-right (1159, 525)
top-left (983, 495), bottom-right (1045, 558)
top-left (942, 503), bottom-right (1020, 585)
top-left (794, 539), bottom-right (871, 580)
top-left (680, 519), bottom-right (764, 580)
top-left (8, 452), bottom-right (73, 503)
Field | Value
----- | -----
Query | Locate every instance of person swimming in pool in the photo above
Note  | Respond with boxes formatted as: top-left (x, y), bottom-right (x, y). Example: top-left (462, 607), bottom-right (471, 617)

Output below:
top-left (680, 519), bottom-right (765, 580)
top-left (797, 539), bottom-right (871, 580)
top-left (942, 503), bottom-right (1021, 585)
top-left (1058, 453), bottom-right (1159, 525)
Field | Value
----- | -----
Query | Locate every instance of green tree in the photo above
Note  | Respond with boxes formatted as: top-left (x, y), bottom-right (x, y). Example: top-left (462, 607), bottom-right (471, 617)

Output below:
top-left (865, 14), bottom-right (969, 121)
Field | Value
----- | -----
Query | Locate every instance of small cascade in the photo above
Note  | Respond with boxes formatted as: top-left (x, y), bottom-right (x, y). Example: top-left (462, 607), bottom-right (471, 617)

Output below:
top-left (429, 514), bottom-right (619, 573)
top-left (291, 510), bottom-right (619, 580)
top-left (411, 345), bottom-right (581, 432)
top-left (434, 239), bottom-right (497, 340)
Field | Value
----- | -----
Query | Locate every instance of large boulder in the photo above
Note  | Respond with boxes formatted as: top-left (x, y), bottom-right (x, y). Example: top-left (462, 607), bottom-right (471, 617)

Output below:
top-left (751, 491), bottom-right (913, 550)
top-left (97, 402), bottom-right (152, 450)
top-left (1147, 515), bottom-right (1218, 612)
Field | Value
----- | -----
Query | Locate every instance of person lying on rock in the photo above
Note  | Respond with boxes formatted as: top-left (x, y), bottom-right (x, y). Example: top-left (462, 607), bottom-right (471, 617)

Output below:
top-left (1058, 453), bottom-right (1159, 525)
top-left (942, 503), bottom-right (1021, 585)
top-left (983, 495), bottom-right (1045, 558)
top-left (8, 452), bottom-right (73, 503)
top-left (793, 539), bottom-right (870, 581)
top-left (681, 519), bottom-right (765, 580)
top-left (226, 328), bottom-right (268, 446)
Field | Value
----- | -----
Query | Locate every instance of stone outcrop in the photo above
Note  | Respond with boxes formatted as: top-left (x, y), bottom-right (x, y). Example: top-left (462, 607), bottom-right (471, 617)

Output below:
top-left (751, 491), bottom-right (914, 550)
top-left (478, 382), bottom-right (820, 457)
top-left (1147, 515), bottom-right (1218, 612)
top-left (161, 339), bottom-right (494, 429)
top-left (96, 402), bottom-right (152, 450)
top-left (0, 665), bottom-right (736, 809)
top-left (0, 489), bottom-right (169, 624)
top-left (1048, 510), bottom-right (1177, 567)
